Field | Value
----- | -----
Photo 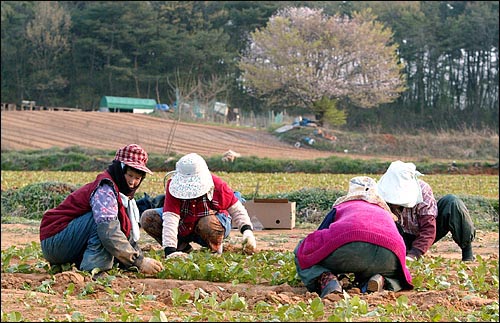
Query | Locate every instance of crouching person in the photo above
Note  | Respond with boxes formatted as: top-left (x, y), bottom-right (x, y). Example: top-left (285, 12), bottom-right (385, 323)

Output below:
top-left (140, 153), bottom-right (256, 259)
top-left (39, 144), bottom-right (164, 276)
top-left (294, 176), bottom-right (413, 298)
top-left (377, 160), bottom-right (476, 262)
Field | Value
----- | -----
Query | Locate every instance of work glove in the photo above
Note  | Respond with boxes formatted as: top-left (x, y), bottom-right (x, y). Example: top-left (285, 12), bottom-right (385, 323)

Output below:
top-left (405, 255), bottom-right (416, 262)
top-left (166, 251), bottom-right (189, 260)
top-left (406, 248), bottom-right (422, 262)
top-left (140, 257), bottom-right (164, 275)
top-left (242, 229), bottom-right (256, 254)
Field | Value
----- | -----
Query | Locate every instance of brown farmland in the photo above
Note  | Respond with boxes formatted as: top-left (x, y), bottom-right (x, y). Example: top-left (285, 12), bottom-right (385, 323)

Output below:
top-left (1, 110), bottom-right (498, 321)
top-left (1, 110), bottom-right (339, 160)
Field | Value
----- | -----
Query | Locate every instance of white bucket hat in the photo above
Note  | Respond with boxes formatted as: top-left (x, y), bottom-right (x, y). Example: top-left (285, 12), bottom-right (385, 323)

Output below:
top-left (168, 153), bottom-right (214, 199)
top-left (377, 160), bottom-right (423, 208)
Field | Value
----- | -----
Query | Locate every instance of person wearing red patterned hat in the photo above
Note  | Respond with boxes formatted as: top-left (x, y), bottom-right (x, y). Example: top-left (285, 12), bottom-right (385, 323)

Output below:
top-left (40, 144), bottom-right (164, 277)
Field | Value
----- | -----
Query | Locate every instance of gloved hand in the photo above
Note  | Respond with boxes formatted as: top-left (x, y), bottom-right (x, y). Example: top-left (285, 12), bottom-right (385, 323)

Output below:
top-left (140, 257), bottom-right (164, 275)
top-left (242, 229), bottom-right (256, 254)
top-left (405, 255), bottom-right (416, 262)
top-left (166, 251), bottom-right (189, 260)
top-left (406, 249), bottom-right (422, 262)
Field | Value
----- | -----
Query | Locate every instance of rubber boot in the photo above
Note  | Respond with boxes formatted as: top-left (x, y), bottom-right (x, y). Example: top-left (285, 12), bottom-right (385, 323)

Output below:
top-left (461, 244), bottom-right (474, 261)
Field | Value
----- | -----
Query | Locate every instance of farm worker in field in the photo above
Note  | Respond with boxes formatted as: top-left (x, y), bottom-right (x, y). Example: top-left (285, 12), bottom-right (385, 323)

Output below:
top-left (39, 144), bottom-right (164, 276)
top-left (140, 152), bottom-right (256, 259)
top-left (294, 176), bottom-right (413, 298)
top-left (377, 160), bottom-right (476, 262)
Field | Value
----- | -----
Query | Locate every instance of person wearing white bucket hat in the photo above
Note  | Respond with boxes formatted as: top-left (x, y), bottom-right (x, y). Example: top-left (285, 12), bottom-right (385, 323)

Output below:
top-left (377, 160), bottom-right (476, 262)
top-left (140, 153), bottom-right (256, 258)
top-left (40, 144), bottom-right (164, 276)
top-left (294, 176), bottom-right (413, 298)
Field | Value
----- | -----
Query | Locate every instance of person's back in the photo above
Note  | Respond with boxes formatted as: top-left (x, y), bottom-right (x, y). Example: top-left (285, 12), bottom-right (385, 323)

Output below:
top-left (296, 200), bottom-right (408, 271)
top-left (294, 176), bottom-right (413, 298)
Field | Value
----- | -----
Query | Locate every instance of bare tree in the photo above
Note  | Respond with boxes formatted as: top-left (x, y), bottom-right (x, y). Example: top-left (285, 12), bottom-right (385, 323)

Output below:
top-left (195, 74), bottom-right (229, 110)
top-left (163, 69), bottom-right (200, 155)
top-left (239, 7), bottom-right (406, 123)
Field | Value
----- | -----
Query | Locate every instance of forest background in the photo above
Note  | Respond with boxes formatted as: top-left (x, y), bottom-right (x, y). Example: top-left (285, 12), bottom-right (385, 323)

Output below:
top-left (1, 1), bottom-right (498, 133)
top-left (1, 2), bottom-right (499, 320)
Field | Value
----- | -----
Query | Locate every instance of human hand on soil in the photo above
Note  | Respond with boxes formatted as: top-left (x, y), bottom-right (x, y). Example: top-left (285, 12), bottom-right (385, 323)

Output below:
top-left (405, 255), bottom-right (416, 262)
top-left (140, 257), bottom-right (164, 275)
top-left (242, 229), bottom-right (256, 254)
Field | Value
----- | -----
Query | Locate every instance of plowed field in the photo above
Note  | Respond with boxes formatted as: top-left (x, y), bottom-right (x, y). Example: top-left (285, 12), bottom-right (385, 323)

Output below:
top-left (1, 110), bottom-right (337, 160)
top-left (1, 111), bottom-right (498, 321)
top-left (1, 224), bottom-right (498, 321)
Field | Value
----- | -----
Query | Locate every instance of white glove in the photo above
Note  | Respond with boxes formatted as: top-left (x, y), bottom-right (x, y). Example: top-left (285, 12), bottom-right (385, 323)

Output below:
top-left (140, 257), bottom-right (164, 275)
top-left (242, 229), bottom-right (256, 254)
top-left (166, 251), bottom-right (189, 260)
top-left (406, 255), bottom-right (416, 262)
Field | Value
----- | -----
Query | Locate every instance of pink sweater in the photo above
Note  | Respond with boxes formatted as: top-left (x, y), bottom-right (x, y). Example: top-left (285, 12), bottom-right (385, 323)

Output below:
top-left (296, 200), bottom-right (412, 288)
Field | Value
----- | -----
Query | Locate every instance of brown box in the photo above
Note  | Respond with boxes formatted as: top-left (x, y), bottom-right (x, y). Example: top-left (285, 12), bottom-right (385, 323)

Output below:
top-left (243, 198), bottom-right (296, 229)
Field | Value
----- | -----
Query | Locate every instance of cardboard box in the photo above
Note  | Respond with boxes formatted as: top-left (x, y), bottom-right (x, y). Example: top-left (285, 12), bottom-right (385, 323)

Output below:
top-left (243, 198), bottom-right (296, 229)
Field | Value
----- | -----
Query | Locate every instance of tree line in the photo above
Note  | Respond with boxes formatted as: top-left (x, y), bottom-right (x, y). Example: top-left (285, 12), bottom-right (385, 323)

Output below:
top-left (1, 1), bottom-right (498, 132)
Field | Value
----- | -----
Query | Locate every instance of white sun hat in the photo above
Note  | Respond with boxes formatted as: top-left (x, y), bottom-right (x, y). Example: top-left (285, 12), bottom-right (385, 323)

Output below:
top-left (168, 153), bottom-right (214, 199)
top-left (377, 160), bottom-right (423, 208)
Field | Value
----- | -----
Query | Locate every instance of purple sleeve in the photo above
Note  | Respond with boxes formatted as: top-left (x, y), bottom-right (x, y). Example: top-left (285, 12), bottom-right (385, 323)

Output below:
top-left (91, 184), bottom-right (144, 268)
top-left (90, 184), bottom-right (119, 224)
top-left (410, 181), bottom-right (438, 256)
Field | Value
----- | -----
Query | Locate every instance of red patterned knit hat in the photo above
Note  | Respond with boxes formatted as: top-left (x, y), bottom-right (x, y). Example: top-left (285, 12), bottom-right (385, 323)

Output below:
top-left (114, 144), bottom-right (153, 175)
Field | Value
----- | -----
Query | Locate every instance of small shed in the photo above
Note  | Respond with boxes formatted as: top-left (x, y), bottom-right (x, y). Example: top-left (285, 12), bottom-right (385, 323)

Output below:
top-left (99, 96), bottom-right (157, 114)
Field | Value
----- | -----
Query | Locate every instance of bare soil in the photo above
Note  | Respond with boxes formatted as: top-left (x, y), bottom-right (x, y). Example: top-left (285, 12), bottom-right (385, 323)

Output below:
top-left (1, 223), bottom-right (498, 321)
top-left (1, 111), bottom-right (498, 321)
top-left (1, 111), bottom-right (333, 159)
top-left (1, 110), bottom-right (409, 162)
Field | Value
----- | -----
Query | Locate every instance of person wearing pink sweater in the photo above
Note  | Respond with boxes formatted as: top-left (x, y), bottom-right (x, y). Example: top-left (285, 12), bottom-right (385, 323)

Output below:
top-left (294, 176), bottom-right (413, 298)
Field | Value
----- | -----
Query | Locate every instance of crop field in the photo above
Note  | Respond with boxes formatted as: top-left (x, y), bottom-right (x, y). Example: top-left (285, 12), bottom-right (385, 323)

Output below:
top-left (2, 172), bottom-right (498, 321)
top-left (2, 171), bottom-right (498, 199)
top-left (1, 110), bottom-right (498, 321)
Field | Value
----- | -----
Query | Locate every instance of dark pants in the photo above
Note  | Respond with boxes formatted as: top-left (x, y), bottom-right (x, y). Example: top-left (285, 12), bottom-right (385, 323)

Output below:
top-left (294, 241), bottom-right (403, 294)
top-left (41, 211), bottom-right (116, 271)
top-left (399, 194), bottom-right (476, 251)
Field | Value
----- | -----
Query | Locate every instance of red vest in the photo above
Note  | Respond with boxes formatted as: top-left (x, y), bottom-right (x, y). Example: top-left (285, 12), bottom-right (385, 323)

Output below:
top-left (164, 174), bottom-right (236, 237)
top-left (39, 171), bottom-right (131, 241)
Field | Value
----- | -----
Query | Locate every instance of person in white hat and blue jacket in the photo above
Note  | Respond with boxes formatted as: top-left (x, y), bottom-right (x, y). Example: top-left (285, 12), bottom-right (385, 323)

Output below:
top-left (140, 153), bottom-right (256, 258)
top-left (377, 160), bottom-right (476, 262)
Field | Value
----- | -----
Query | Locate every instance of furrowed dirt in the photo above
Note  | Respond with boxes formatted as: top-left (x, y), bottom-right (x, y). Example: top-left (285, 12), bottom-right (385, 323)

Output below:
top-left (1, 223), bottom-right (498, 321)
top-left (1, 111), bottom-right (498, 321)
